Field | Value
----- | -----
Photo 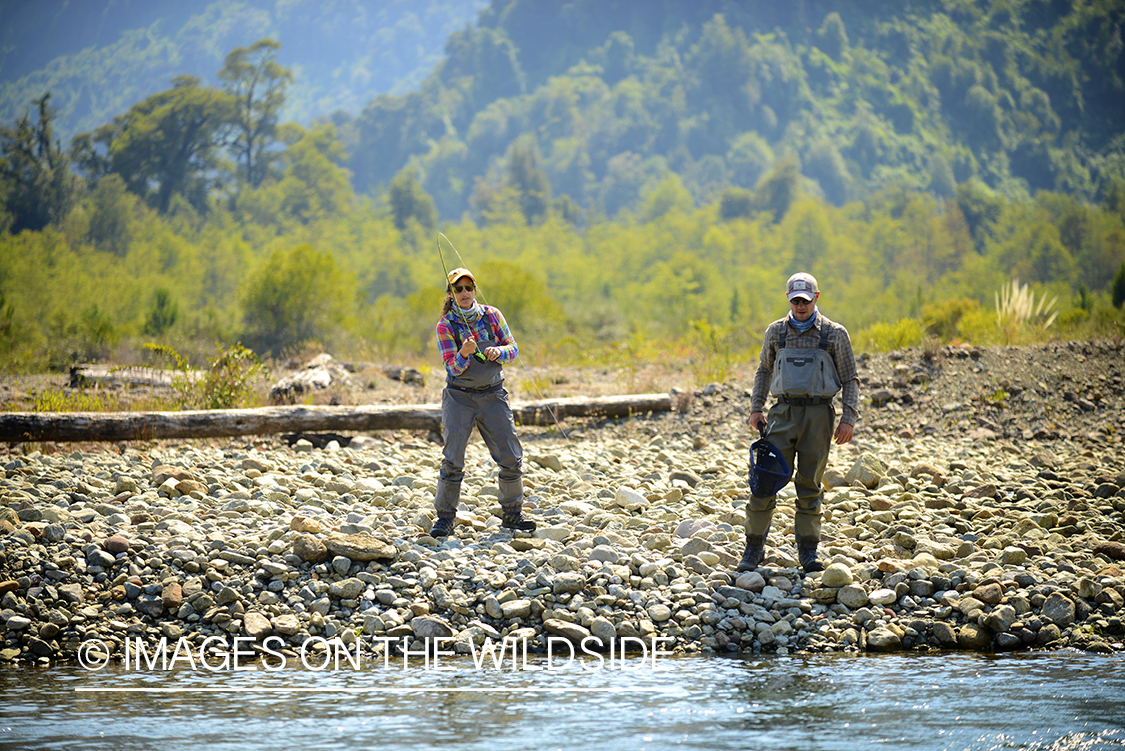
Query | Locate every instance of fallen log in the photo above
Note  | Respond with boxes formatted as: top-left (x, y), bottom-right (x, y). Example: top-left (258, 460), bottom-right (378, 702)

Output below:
top-left (69, 363), bottom-right (196, 388)
top-left (0, 393), bottom-right (672, 443)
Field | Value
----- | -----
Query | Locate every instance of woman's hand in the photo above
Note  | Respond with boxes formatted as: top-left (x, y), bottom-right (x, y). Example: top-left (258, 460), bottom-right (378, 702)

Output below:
top-left (459, 336), bottom-right (478, 358)
top-left (483, 346), bottom-right (501, 361)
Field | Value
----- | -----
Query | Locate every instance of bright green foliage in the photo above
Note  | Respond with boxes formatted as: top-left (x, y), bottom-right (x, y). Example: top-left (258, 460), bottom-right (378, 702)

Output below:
top-left (922, 298), bottom-right (980, 342)
top-left (1056, 307), bottom-right (1090, 331)
top-left (145, 342), bottom-right (264, 410)
top-left (240, 243), bottom-right (355, 356)
top-left (854, 318), bottom-right (924, 354)
top-left (473, 259), bottom-right (565, 343)
top-left (3, 21), bottom-right (1125, 376)
top-left (41, 303), bottom-right (122, 369)
top-left (33, 387), bottom-right (122, 413)
top-left (238, 123), bottom-right (353, 227)
top-left (726, 133), bottom-right (774, 190)
top-left (957, 306), bottom-right (1002, 346)
top-left (641, 175), bottom-right (694, 222)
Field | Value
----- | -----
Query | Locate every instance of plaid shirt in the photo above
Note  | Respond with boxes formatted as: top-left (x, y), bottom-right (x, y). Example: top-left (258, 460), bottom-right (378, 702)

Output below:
top-left (436, 305), bottom-right (518, 378)
top-left (751, 311), bottom-right (860, 426)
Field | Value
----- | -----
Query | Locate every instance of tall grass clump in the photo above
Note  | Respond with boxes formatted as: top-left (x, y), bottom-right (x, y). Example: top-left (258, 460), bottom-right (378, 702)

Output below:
top-left (995, 279), bottom-right (1058, 345)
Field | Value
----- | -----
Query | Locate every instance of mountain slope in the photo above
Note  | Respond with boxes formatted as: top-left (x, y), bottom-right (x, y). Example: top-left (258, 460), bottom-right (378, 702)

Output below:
top-left (0, 0), bottom-right (489, 143)
top-left (345, 0), bottom-right (1125, 218)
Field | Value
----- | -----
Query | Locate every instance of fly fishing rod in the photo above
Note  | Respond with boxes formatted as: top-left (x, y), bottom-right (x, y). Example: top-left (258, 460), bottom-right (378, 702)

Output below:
top-left (436, 233), bottom-right (487, 363)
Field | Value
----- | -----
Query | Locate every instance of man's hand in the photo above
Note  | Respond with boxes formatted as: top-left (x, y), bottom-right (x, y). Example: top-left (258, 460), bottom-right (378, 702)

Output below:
top-left (834, 422), bottom-right (854, 445)
top-left (749, 411), bottom-right (766, 431)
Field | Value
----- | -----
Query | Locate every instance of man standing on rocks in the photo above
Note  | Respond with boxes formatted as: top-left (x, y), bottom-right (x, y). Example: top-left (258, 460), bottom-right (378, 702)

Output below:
top-left (431, 267), bottom-right (535, 538)
top-left (743, 272), bottom-right (859, 573)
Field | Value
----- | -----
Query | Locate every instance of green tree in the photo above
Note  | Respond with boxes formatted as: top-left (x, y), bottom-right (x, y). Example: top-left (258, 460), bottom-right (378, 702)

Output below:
top-left (0, 93), bottom-right (79, 233)
top-left (218, 39), bottom-right (293, 189)
top-left (719, 187), bottom-right (754, 220)
top-left (753, 156), bottom-right (801, 223)
top-left (600, 31), bottom-right (635, 85)
top-left (143, 288), bottom-right (179, 337)
top-left (240, 243), bottom-right (354, 355)
top-left (1112, 262), bottom-right (1125, 309)
top-left (816, 12), bottom-right (849, 61)
top-left (954, 179), bottom-right (1003, 250)
top-left (805, 140), bottom-right (850, 206)
top-left (76, 76), bottom-right (236, 214)
top-left (0, 289), bottom-right (14, 343)
top-left (388, 168), bottom-right (438, 231)
top-left (239, 123), bottom-right (354, 226)
top-left (726, 132), bottom-right (774, 189)
top-left (85, 174), bottom-right (135, 255)
top-left (640, 174), bottom-right (693, 221)
top-left (505, 139), bottom-right (551, 225)
top-left (928, 154), bottom-right (956, 198)
top-left (1103, 178), bottom-right (1125, 222)
top-left (475, 259), bottom-right (564, 341)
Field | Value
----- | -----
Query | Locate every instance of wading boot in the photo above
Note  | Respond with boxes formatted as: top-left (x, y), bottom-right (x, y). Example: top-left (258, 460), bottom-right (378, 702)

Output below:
top-left (737, 535), bottom-right (766, 572)
top-left (797, 538), bottom-right (824, 573)
top-left (431, 517), bottom-right (455, 538)
top-left (501, 507), bottom-right (537, 533)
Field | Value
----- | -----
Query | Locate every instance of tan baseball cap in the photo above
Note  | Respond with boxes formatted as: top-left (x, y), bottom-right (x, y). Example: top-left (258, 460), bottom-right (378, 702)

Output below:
top-left (447, 267), bottom-right (475, 286)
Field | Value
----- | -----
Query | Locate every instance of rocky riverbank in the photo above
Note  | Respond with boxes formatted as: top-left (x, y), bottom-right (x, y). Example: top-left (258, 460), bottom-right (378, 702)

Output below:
top-left (1, 341), bottom-right (1124, 665)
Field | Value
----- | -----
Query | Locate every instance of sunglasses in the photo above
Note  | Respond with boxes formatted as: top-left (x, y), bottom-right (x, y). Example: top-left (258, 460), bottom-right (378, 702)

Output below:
top-left (453, 284), bottom-right (475, 293)
top-left (790, 297), bottom-right (813, 304)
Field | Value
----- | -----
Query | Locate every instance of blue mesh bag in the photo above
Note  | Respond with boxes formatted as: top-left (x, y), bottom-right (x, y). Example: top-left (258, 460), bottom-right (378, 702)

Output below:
top-left (748, 427), bottom-right (792, 497)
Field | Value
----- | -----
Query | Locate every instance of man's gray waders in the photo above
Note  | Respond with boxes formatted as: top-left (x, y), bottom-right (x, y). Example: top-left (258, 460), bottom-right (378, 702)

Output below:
top-left (746, 326), bottom-right (841, 548)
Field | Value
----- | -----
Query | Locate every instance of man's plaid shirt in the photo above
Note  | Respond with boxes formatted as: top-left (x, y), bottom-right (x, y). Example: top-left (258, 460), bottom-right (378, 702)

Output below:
top-left (750, 311), bottom-right (860, 426)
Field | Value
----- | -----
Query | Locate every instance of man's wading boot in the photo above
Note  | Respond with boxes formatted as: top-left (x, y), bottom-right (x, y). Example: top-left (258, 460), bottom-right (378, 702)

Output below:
top-left (737, 535), bottom-right (766, 572)
top-left (431, 517), bottom-right (455, 538)
top-left (797, 539), bottom-right (824, 573)
top-left (501, 507), bottom-right (536, 533)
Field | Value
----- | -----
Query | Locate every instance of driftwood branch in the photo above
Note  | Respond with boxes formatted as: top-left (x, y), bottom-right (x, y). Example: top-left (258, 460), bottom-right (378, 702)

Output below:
top-left (0, 393), bottom-right (672, 443)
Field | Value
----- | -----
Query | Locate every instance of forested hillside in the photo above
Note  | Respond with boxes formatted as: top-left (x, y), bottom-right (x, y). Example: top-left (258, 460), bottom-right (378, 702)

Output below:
top-left (0, 0), bottom-right (489, 142)
top-left (1, 0), bottom-right (1124, 384)
top-left (347, 0), bottom-right (1125, 218)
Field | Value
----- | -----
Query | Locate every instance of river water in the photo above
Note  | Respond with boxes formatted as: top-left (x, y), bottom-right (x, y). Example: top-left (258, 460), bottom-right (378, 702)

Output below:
top-left (2, 651), bottom-right (1123, 751)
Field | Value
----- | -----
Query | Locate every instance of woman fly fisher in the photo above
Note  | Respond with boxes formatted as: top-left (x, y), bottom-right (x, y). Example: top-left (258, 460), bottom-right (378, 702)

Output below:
top-left (430, 267), bottom-right (536, 538)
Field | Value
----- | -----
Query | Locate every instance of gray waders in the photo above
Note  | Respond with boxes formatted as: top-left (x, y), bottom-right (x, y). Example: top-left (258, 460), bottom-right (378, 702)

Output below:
top-left (432, 331), bottom-right (531, 534)
top-left (745, 325), bottom-right (840, 572)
